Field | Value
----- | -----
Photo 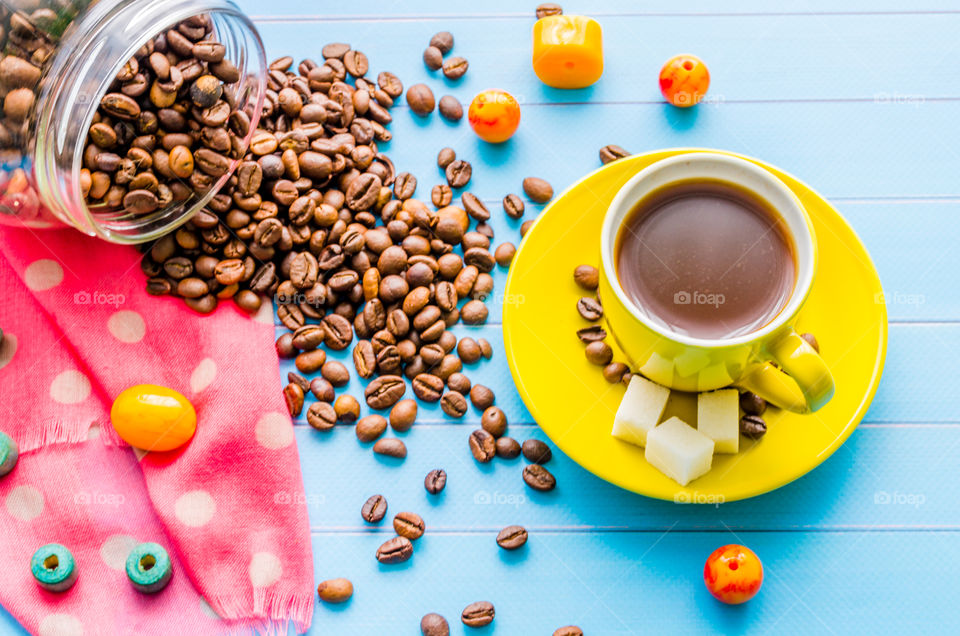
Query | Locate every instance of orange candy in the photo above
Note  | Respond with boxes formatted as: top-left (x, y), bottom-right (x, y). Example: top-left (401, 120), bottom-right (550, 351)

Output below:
top-left (659, 54), bottom-right (710, 107)
top-left (703, 544), bottom-right (763, 604)
top-left (468, 90), bottom-right (521, 143)
top-left (111, 384), bottom-right (197, 452)
top-left (532, 15), bottom-right (604, 89)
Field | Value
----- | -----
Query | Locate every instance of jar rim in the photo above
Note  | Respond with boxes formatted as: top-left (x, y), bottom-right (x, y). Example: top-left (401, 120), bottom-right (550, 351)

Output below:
top-left (33, 0), bottom-right (266, 244)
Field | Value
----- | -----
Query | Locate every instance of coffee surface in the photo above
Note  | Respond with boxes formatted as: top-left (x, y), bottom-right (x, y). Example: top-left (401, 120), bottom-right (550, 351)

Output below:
top-left (616, 180), bottom-right (795, 339)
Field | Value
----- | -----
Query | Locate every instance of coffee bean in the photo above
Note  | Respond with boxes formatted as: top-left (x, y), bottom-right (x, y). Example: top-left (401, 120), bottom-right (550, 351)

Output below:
top-left (322, 361), bottom-right (351, 387)
top-left (411, 373), bottom-right (444, 402)
top-left (440, 391), bottom-right (468, 418)
top-left (393, 511), bottom-right (425, 540)
top-left (523, 463), bottom-right (557, 491)
top-left (447, 373), bottom-right (471, 395)
top-left (438, 95), bottom-right (463, 121)
top-left (123, 189), bottom-right (160, 214)
top-left (442, 56), bottom-right (469, 80)
top-left (585, 341), bottom-right (613, 365)
top-left (577, 296), bottom-right (603, 321)
top-left (344, 49), bottom-right (369, 77)
top-left (522, 439), bottom-right (552, 464)
top-left (429, 31), bottom-right (454, 54)
top-left (365, 375), bottom-right (406, 409)
top-left (437, 147), bottom-right (457, 169)
top-left (335, 394), bottom-right (361, 422)
top-left (310, 377), bottom-right (336, 402)
top-left (307, 402), bottom-right (337, 431)
top-left (101, 93), bottom-right (141, 119)
top-left (431, 184), bottom-right (453, 207)
top-left (599, 144), bottom-right (630, 164)
top-left (496, 436), bottom-right (521, 459)
top-left (373, 437), bottom-right (407, 459)
top-left (495, 243), bottom-right (516, 267)
top-left (522, 176), bottom-right (553, 203)
top-left (421, 613), bottom-right (450, 636)
top-left (461, 192), bottom-right (489, 221)
top-left (497, 193), bottom-right (524, 220)
top-left (445, 159), bottom-right (472, 188)
top-left (739, 391), bottom-right (767, 416)
top-left (536, 3), bottom-right (564, 18)
top-left (376, 536), bottom-right (413, 564)
top-left (573, 264), bottom-right (599, 290)
top-left (457, 337), bottom-right (482, 364)
top-left (740, 414), bottom-right (767, 439)
top-left (461, 601), bottom-right (495, 627)
top-left (406, 83), bottom-right (436, 116)
top-left (377, 71), bottom-right (404, 98)
top-left (323, 313), bottom-right (354, 349)
top-left (469, 429), bottom-right (496, 463)
top-left (496, 525), bottom-right (528, 550)
top-left (554, 627), bottom-right (584, 636)
top-left (276, 333), bottom-right (297, 358)
top-left (801, 332), bottom-right (820, 353)
top-left (603, 362), bottom-right (630, 384)
top-left (390, 399), bottom-right (418, 432)
top-left (283, 383), bottom-right (305, 417)
top-left (322, 42), bottom-right (351, 59)
top-left (461, 300), bottom-right (488, 325)
top-left (424, 468), bottom-right (447, 495)
top-left (317, 578), bottom-right (353, 604)
top-left (353, 340), bottom-right (377, 378)
top-left (481, 406), bottom-right (507, 438)
top-left (478, 338), bottom-right (493, 359)
top-left (294, 349), bottom-right (325, 374)
top-left (423, 46), bottom-right (444, 70)
top-left (576, 325), bottom-right (607, 343)
top-left (345, 172), bottom-right (383, 211)
top-left (361, 494), bottom-right (387, 523)
top-left (356, 414), bottom-right (388, 442)
top-left (293, 324), bottom-right (325, 350)
top-left (520, 219), bottom-right (535, 237)
top-left (469, 384), bottom-right (495, 410)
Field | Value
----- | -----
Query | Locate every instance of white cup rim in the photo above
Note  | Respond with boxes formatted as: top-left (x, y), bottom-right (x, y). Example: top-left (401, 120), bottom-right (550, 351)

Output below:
top-left (600, 152), bottom-right (816, 348)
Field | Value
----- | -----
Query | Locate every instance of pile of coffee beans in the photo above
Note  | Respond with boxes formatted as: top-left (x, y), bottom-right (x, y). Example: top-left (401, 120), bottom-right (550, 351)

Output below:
top-left (0, 5), bottom-right (57, 165)
top-left (421, 31), bottom-right (468, 81)
top-left (81, 17), bottom-right (247, 216)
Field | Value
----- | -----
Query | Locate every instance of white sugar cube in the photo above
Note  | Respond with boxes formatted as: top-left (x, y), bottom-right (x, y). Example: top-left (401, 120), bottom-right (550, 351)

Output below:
top-left (697, 389), bottom-right (740, 454)
top-left (645, 416), bottom-right (715, 486)
top-left (611, 375), bottom-right (671, 448)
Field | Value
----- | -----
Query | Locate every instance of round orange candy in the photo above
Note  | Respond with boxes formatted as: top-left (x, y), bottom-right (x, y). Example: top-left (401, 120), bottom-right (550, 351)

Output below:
top-left (659, 54), bottom-right (710, 107)
top-left (703, 544), bottom-right (763, 604)
top-left (111, 384), bottom-right (197, 452)
top-left (468, 89), bottom-right (521, 143)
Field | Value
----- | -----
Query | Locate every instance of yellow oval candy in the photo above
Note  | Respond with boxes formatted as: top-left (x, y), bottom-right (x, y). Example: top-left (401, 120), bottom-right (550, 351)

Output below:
top-left (110, 384), bottom-right (197, 452)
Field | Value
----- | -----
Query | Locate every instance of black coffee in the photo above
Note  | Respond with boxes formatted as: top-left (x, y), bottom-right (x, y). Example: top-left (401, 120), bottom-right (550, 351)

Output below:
top-left (616, 179), bottom-right (796, 339)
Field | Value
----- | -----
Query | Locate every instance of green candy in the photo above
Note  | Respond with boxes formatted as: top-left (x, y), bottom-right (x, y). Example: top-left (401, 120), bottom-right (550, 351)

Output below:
top-left (126, 542), bottom-right (172, 593)
top-left (0, 431), bottom-right (17, 477)
top-left (31, 544), bottom-right (77, 592)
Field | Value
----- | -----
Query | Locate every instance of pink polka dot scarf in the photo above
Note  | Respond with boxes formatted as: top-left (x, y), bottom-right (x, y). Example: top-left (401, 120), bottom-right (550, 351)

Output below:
top-left (0, 228), bottom-right (314, 634)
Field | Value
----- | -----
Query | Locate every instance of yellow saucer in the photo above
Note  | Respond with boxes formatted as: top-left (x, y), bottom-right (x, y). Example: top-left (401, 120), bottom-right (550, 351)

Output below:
top-left (503, 149), bottom-right (887, 502)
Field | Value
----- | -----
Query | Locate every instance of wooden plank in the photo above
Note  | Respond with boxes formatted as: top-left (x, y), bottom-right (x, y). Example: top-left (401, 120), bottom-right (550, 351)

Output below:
top-left (249, 12), bottom-right (960, 103)
top-left (295, 424), bottom-right (960, 531)
top-left (301, 530), bottom-right (960, 634)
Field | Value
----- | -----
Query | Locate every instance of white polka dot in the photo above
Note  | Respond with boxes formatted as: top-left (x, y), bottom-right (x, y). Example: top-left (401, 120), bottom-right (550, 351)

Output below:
top-left (190, 358), bottom-right (217, 393)
top-left (255, 412), bottom-right (294, 450)
top-left (199, 598), bottom-right (221, 620)
top-left (100, 534), bottom-right (138, 570)
top-left (248, 552), bottom-right (282, 588)
top-left (107, 310), bottom-right (145, 344)
top-left (50, 370), bottom-right (91, 404)
top-left (252, 298), bottom-right (274, 324)
top-left (5, 485), bottom-right (44, 521)
top-left (38, 614), bottom-right (83, 636)
top-left (24, 259), bottom-right (64, 291)
top-left (0, 332), bottom-right (17, 370)
top-left (175, 490), bottom-right (216, 527)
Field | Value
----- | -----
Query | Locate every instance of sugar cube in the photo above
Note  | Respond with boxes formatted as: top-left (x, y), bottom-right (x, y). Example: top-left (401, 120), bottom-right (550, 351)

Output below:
top-left (611, 374), bottom-right (671, 448)
top-left (697, 389), bottom-right (740, 454)
top-left (645, 416), bottom-right (715, 486)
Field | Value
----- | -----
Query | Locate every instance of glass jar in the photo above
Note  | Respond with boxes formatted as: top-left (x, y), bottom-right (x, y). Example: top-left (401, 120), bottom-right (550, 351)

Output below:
top-left (0, 0), bottom-right (266, 243)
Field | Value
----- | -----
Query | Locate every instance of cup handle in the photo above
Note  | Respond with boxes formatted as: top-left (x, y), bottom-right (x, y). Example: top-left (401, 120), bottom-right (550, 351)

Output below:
top-left (737, 330), bottom-right (835, 413)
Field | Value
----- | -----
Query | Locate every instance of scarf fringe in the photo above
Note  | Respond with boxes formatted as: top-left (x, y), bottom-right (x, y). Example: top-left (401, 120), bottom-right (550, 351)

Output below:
top-left (16, 416), bottom-right (98, 454)
top-left (212, 589), bottom-right (314, 635)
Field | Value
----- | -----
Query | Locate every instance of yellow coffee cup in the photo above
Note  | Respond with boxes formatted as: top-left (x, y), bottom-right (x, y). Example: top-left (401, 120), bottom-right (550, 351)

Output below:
top-left (599, 152), bottom-right (834, 413)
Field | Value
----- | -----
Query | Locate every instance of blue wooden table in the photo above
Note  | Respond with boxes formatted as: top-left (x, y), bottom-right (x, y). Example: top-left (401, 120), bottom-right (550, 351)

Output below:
top-left (5, 1), bottom-right (960, 633)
